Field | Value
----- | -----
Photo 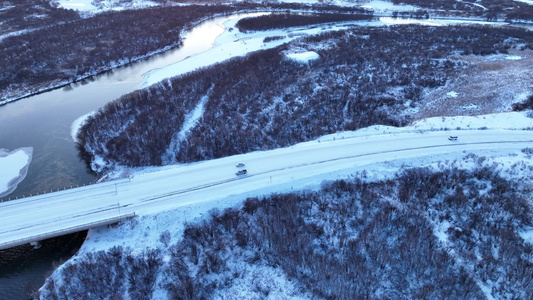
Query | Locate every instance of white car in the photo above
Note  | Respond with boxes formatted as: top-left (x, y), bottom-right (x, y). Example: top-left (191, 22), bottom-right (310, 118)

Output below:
top-left (236, 162), bottom-right (245, 167)
top-left (448, 136), bottom-right (458, 141)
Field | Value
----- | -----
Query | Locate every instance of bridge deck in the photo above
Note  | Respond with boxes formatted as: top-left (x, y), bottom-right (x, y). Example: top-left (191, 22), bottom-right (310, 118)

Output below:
top-left (1, 130), bottom-right (532, 251)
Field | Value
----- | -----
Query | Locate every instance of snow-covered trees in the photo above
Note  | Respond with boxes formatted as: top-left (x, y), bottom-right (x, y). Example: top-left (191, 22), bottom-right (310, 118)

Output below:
top-left (164, 163), bottom-right (532, 299)
top-left (236, 12), bottom-right (372, 32)
top-left (0, 0), bottom-right (78, 35)
top-left (39, 161), bottom-right (533, 298)
top-left (513, 94), bottom-right (533, 112)
top-left (78, 24), bottom-right (533, 171)
top-left (392, 0), bottom-right (533, 21)
top-left (0, 4), bottom-right (241, 102)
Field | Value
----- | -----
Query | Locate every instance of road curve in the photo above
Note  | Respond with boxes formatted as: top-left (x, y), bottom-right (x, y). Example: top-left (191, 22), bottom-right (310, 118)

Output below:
top-left (1, 129), bottom-right (532, 250)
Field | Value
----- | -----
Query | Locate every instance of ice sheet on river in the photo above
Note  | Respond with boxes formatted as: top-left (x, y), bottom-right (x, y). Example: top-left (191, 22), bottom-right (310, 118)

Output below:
top-left (0, 147), bottom-right (33, 198)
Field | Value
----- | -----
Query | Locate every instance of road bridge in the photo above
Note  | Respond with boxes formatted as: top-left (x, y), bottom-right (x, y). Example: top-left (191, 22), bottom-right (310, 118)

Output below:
top-left (1, 130), bottom-right (532, 250)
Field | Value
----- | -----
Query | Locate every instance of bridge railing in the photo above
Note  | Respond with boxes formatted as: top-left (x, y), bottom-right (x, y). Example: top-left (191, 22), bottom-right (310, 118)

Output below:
top-left (0, 212), bottom-right (136, 250)
top-left (0, 177), bottom-right (131, 202)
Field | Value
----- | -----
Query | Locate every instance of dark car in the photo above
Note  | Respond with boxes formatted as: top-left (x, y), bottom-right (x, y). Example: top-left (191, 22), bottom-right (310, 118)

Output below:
top-left (236, 169), bottom-right (247, 176)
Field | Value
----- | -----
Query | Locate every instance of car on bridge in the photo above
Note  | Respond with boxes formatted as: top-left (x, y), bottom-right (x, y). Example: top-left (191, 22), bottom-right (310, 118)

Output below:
top-left (448, 136), bottom-right (458, 141)
top-left (236, 169), bottom-right (247, 176)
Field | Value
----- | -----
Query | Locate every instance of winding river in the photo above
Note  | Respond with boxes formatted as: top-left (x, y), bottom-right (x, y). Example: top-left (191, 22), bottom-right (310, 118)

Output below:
top-left (0, 11), bottom-right (523, 299)
top-left (0, 13), bottom-right (258, 300)
top-left (0, 15), bottom-right (237, 201)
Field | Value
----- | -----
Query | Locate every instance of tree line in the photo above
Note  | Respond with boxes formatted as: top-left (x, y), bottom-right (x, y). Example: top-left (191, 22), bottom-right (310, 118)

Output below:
top-left (236, 12), bottom-right (373, 32)
top-left (0, 0), bottom-right (79, 36)
top-left (392, 0), bottom-right (533, 21)
top-left (77, 24), bottom-right (533, 171)
top-left (0, 4), bottom-right (245, 102)
top-left (0, 1), bottom-right (375, 103)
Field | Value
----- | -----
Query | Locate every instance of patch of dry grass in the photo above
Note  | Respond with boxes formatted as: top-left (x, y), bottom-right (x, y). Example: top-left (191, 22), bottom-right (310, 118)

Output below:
top-left (413, 49), bottom-right (533, 121)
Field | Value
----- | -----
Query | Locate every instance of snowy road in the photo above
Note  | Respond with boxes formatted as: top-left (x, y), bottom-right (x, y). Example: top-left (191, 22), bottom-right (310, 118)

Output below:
top-left (1, 129), bottom-right (532, 250)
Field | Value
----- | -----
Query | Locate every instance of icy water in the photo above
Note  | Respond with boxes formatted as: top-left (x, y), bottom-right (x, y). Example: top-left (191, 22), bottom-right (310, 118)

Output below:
top-left (0, 15), bottom-right (236, 201)
top-left (0, 232), bottom-right (86, 300)
top-left (0, 13), bottom-right (252, 300)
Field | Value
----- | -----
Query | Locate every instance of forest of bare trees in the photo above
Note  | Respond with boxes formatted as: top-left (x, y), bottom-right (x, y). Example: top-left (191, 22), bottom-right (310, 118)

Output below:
top-left (0, 1), bottom-right (376, 103)
top-left (77, 23), bottom-right (533, 171)
top-left (0, 4), bottom-right (243, 102)
top-left (236, 11), bottom-right (372, 32)
top-left (392, 0), bottom-right (533, 21)
top-left (39, 160), bottom-right (533, 299)
top-left (0, 0), bottom-right (79, 35)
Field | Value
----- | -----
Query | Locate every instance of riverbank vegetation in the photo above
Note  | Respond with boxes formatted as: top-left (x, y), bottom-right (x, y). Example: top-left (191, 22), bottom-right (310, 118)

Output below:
top-left (3, 0), bottom-right (532, 104)
top-left (38, 160), bottom-right (533, 299)
top-left (0, 2), bottom-right (375, 104)
top-left (236, 12), bottom-right (373, 32)
top-left (0, 0), bottom-right (79, 36)
top-left (392, 0), bottom-right (533, 21)
top-left (0, 5), bottom-right (235, 103)
top-left (173, 0), bottom-right (533, 21)
top-left (77, 24), bottom-right (533, 171)
top-left (513, 95), bottom-right (533, 111)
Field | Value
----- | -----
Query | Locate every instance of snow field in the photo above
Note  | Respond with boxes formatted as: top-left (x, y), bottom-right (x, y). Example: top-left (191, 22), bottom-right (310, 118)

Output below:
top-left (141, 13), bottom-right (504, 89)
top-left (52, 0), bottom-right (158, 12)
top-left (284, 50), bottom-right (320, 63)
top-left (62, 126), bottom-right (533, 299)
top-left (6, 5), bottom-right (527, 297)
top-left (74, 110), bottom-right (533, 254)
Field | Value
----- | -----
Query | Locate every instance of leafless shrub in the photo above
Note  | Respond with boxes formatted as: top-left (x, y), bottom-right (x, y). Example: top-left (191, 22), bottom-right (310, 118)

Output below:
top-left (160, 230), bottom-right (171, 247)
top-left (263, 35), bottom-right (285, 43)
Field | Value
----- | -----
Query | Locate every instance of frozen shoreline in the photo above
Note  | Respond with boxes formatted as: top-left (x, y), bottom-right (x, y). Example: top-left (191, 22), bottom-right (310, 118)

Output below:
top-left (0, 147), bottom-right (33, 198)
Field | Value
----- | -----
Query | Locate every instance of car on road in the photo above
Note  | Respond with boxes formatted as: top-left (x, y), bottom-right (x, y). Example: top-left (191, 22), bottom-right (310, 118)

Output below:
top-left (236, 169), bottom-right (247, 176)
top-left (236, 162), bottom-right (245, 167)
top-left (448, 136), bottom-right (458, 141)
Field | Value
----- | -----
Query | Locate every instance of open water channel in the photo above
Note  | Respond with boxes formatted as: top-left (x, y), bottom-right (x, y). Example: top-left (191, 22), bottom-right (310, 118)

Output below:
top-left (0, 13), bottom-right (250, 300)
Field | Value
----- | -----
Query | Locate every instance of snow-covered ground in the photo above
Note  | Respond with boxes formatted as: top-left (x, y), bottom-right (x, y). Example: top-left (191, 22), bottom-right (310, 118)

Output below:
top-left (70, 112), bottom-right (95, 142)
top-left (51, 0), bottom-right (158, 13)
top-left (162, 91), bottom-right (211, 165)
top-left (62, 111), bottom-right (533, 257)
top-left (357, 0), bottom-right (417, 11)
top-left (515, 0), bottom-right (533, 5)
top-left (51, 0), bottom-right (419, 14)
top-left (280, 0), bottom-right (419, 11)
top-left (284, 50), bottom-right (320, 63)
top-left (141, 15), bottom-right (503, 88)
top-left (36, 111), bottom-right (532, 299)
top-left (0, 147), bottom-right (33, 198)
top-left (140, 12), bottom-right (343, 88)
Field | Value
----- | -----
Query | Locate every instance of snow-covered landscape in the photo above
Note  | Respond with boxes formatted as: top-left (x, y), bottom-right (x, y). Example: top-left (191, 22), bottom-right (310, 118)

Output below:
top-left (140, 9), bottom-right (504, 89)
top-left (52, 0), bottom-right (159, 13)
top-left (1, 0), bottom-right (533, 299)
top-left (69, 111), bottom-right (533, 250)
top-left (34, 112), bottom-right (533, 299)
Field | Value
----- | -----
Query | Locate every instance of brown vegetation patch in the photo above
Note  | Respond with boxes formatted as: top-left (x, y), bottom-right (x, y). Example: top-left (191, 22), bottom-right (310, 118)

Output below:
top-left (414, 49), bottom-right (533, 120)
